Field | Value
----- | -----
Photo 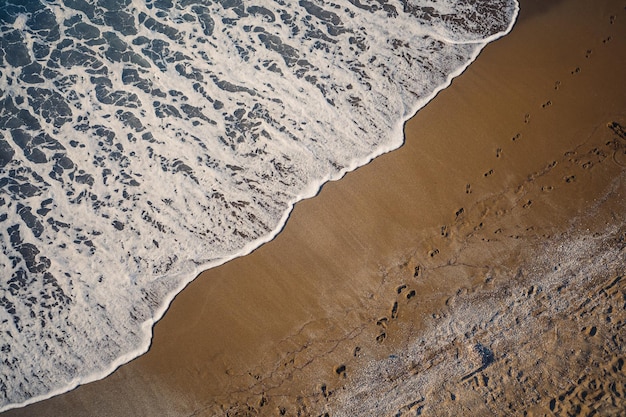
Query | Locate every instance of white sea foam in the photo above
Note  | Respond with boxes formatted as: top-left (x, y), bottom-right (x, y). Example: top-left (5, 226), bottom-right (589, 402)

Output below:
top-left (0, 0), bottom-right (518, 410)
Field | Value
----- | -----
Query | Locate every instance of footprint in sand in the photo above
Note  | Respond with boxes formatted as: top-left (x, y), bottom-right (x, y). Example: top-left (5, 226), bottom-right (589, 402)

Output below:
top-left (602, 36), bottom-right (612, 44)
top-left (554, 80), bottom-right (561, 90)
top-left (607, 122), bottom-right (626, 166)
top-left (524, 113), bottom-right (530, 124)
top-left (484, 169), bottom-right (494, 177)
top-left (320, 383), bottom-right (330, 398)
top-left (395, 399), bottom-right (424, 415)
top-left (391, 301), bottom-right (399, 319)
top-left (549, 398), bottom-right (558, 412)
top-left (461, 343), bottom-right (495, 382)
top-left (571, 66), bottom-right (581, 75)
top-left (541, 100), bottom-right (552, 109)
top-left (414, 265), bottom-right (422, 278)
top-left (496, 148), bottom-right (502, 158)
top-left (612, 148), bottom-right (626, 167)
top-left (334, 364), bottom-right (347, 378)
top-left (465, 183), bottom-right (472, 194)
top-left (582, 161), bottom-right (593, 169)
top-left (585, 49), bottom-right (592, 58)
top-left (608, 121), bottom-right (626, 139)
top-left (512, 133), bottom-right (521, 142)
top-left (406, 290), bottom-right (416, 300)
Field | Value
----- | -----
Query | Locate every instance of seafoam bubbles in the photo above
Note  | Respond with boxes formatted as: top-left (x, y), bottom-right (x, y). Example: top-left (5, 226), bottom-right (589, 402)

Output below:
top-left (0, 0), bottom-right (518, 410)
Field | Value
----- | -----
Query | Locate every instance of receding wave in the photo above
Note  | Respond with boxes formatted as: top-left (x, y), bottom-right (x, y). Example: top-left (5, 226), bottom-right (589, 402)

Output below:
top-left (0, 0), bottom-right (518, 410)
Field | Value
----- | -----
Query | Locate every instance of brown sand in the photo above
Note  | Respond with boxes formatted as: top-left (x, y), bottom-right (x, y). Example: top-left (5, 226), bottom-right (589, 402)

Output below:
top-left (4, 0), bottom-right (626, 415)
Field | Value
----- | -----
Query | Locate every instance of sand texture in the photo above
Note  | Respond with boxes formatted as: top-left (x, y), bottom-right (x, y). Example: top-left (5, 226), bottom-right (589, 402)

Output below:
top-left (3, 0), bottom-right (626, 416)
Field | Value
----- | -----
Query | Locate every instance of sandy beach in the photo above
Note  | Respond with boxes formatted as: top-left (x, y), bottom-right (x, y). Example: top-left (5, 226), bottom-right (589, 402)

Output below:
top-left (3, 0), bottom-right (625, 415)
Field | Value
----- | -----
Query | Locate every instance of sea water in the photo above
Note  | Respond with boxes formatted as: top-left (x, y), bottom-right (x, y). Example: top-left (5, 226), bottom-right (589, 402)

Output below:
top-left (0, 0), bottom-right (518, 410)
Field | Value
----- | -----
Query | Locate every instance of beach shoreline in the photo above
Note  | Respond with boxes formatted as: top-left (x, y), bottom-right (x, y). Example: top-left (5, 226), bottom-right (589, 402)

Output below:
top-left (3, 0), bottom-right (625, 415)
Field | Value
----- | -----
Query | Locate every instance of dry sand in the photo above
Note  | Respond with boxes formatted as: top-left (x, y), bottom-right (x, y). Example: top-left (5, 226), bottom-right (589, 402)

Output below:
top-left (3, 0), bottom-right (626, 416)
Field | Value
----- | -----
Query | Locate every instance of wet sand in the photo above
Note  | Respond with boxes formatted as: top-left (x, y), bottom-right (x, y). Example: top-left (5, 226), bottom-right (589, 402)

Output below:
top-left (3, 0), bottom-right (626, 415)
